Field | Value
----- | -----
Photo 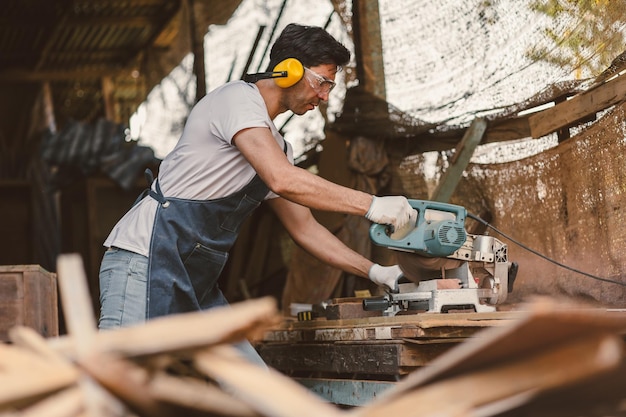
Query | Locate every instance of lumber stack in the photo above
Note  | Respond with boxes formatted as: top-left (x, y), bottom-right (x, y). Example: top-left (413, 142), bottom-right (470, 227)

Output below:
top-left (1, 253), bottom-right (626, 417)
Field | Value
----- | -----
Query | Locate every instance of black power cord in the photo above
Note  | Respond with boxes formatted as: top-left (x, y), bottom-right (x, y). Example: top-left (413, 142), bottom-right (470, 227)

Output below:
top-left (467, 212), bottom-right (626, 287)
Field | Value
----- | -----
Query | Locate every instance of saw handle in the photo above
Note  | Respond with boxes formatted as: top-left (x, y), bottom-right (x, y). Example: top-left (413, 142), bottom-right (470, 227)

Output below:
top-left (362, 297), bottom-right (391, 311)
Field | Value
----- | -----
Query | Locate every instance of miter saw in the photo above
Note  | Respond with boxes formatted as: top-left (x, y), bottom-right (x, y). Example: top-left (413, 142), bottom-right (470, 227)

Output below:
top-left (364, 199), bottom-right (518, 316)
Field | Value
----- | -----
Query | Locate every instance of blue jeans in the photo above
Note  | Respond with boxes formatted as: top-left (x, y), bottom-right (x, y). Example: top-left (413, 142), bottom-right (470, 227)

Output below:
top-left (98, 247), bottom-right (267, 368)
top-left (98, 247), bottom-right (148, 329)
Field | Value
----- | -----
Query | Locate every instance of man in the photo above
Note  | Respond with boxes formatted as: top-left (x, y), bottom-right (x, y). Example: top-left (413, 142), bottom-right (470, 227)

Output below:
top-left (98, 24), bottom-right (414, 363)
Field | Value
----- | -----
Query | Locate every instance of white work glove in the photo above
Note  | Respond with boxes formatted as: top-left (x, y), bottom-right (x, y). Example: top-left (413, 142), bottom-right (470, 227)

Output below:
top-left (365, 196), bottom-right (415, 234)
top-left (368, 264), bottom-right (403, 293)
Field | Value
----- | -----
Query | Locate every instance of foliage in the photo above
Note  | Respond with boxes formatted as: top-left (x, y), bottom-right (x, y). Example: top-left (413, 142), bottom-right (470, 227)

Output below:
top-left (526, 0), bottom-right (626, 78)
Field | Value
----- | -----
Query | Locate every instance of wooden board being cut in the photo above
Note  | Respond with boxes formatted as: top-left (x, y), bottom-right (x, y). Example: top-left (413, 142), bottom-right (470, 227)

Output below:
top-left (256, 309), bottom-right (522, 378)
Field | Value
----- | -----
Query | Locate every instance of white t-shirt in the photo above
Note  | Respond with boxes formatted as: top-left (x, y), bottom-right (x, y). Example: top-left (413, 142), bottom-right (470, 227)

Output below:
top-left (104, 81), bottom-right (294, 256)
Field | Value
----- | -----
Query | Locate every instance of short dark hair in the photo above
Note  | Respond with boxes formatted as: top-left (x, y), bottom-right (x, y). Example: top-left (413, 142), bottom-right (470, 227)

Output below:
top-left (266, 23), bottom-right (350, 71)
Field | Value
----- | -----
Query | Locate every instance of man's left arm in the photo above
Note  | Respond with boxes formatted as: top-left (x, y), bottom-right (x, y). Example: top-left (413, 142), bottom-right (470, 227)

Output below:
top-left (267, 197), bottom-right (403, 291)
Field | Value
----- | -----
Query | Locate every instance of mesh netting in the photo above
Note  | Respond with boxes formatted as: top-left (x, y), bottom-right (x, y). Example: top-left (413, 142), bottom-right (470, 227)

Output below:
top-left (396, 103), bottom-right (626, 306)
top-left (379, 0), bottom-right (591, 126)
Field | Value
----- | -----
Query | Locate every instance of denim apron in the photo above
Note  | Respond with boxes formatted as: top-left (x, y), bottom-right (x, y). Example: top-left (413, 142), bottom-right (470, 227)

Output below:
top-left (142, 166), bottom-right (273, 319)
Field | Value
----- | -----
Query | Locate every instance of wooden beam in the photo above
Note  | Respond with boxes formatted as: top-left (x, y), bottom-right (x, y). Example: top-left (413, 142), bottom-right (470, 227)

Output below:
top-left (529, 73), bottom-right (626, 138)
top-left (0, 67), bottom-right (127, 82)
top-left (0, 15), bottom-right (157, 28)
top-left (41, 49), bottom-right (136, 61)
top-left (65, 16), bottom-right (156, 27)
top-left (431, 118), bottom-right (487, 202)
top-left (257, 342), bottom-right (453, 376)
top-left (352, 0), bottom-right (386, 99)
top-left (482, 114), bottom-right (531, 143)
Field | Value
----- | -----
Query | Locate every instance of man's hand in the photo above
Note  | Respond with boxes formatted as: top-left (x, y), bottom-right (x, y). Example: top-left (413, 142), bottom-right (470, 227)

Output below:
top-left (368, 264), bottom-right (403, 293)
top-left (365, 196), bottom-right (415, 233)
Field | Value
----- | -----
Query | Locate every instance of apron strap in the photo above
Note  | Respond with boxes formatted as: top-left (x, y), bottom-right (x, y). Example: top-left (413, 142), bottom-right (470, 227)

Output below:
top-left (149, 178), bottom-right (168, 205)
top-left (133, 168), bottom-right (168, 206)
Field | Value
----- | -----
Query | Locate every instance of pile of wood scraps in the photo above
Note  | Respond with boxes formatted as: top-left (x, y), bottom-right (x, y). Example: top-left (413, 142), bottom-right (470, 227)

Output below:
top-left (355, 299), bottom-right (626, 417)
top-left (1, 253), bottom-right (625, 417)
top-left (1, 254), bottom-right (343, 417)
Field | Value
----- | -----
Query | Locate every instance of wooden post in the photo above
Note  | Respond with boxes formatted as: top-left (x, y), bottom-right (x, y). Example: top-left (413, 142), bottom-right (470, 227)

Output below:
top-left (42, 82), bottom-right (57, 134)
top-left (101, 76), bottom-right (115, 122)
top-left (431, 118), bottom-right (487, 203)
top-left (352, 0), bottom-right (386, 99)
top-left (187, 0), bottom-right (206, 101)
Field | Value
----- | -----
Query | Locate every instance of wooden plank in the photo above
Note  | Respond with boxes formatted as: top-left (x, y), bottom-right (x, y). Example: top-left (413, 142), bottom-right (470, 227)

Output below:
top-left (9, 326), bottom-right (67, 365)
top-left (258, 342), bottom-right (411, 375)
top-left (492, 361), bottom-right (626, 416)
top-left (16, 387), bottom-right (83, 417)
top-left (258, 340), bottom-right (457, 377)
top-left (269, 309), bottom-right (520, 330)
top-left (149, 373), bottom-right (260, 417)
top-left (48, 296), bottom-right (280, 360)
top-left (431, 118), bottom-right (487, 202)
top-left (57, 254), bottom-right (123, 417)
top-left (529, 73), bottom-right (626, 138)
top-left (400, 342), bottom-right (457, 369)
top-left (261, 310), bottom-right (520, 343)
top-left (358, 300), bottom-right (626, 407)
top-left (194, 345), bottom-right (344, 417)
top-left (8, 326), bottom-right (87, 416)
top-left (355, 333), bottom-right (622, 417)
top-left (258, 342), bottom-right (402, 375)
top-left (78, 352), bottom-right (175, 417)
top-left (0, 343), bottom-right (79, 410)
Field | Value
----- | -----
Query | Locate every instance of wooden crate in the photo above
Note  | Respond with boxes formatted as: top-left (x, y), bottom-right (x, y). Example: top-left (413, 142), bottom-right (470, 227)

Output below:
top-left (0, 265), bottom-right (58, 341)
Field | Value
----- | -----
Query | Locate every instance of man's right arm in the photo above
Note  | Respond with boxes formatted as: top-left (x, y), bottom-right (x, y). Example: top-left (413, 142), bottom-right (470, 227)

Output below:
top-left (233, 126), bottom-right (414, 231)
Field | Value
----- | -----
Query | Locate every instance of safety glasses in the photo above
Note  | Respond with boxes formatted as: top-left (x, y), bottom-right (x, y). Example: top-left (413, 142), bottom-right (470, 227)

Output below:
top-left (304, 67), bottom-right (336, 95)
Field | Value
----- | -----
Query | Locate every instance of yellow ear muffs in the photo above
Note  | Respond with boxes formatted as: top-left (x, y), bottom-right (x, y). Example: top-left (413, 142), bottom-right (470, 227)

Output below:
top-left (273, 58), bottom-right (304, 88)
top-left (243, 58), bottom-right (304, 86)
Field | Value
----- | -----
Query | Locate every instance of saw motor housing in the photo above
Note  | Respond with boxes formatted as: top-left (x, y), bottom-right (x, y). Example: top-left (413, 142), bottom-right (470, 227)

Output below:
top-left (368, 199), bottom-right (513, 315)
top-left (369, 200), bottom-right (467, 257)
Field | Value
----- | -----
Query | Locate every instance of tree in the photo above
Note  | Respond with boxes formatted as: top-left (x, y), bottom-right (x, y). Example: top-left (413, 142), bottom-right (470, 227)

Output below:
top-left (526, 0), bottom-right (626, 78)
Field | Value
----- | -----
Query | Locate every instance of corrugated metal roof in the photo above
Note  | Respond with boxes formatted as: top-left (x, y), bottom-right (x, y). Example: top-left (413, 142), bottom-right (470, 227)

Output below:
top-left (0, 0), bottom-right (240, 126)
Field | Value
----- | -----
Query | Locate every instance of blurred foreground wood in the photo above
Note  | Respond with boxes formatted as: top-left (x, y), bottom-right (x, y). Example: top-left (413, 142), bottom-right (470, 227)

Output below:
top-left (0, 253), bottom-right (625, 417)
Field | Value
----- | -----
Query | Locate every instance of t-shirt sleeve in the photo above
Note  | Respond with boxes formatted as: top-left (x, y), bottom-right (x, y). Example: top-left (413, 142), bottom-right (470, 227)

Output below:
top-left (211, 83), bottom-right (270, 144)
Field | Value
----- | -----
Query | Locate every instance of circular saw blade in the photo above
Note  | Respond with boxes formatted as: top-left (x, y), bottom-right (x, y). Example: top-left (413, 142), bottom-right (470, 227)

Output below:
top-left (396, 251), bottom-right (463, 283)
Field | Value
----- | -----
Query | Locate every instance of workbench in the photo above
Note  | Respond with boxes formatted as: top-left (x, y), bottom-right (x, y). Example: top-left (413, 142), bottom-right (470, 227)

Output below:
top-left (255, 309), bottom-right (523, 406)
